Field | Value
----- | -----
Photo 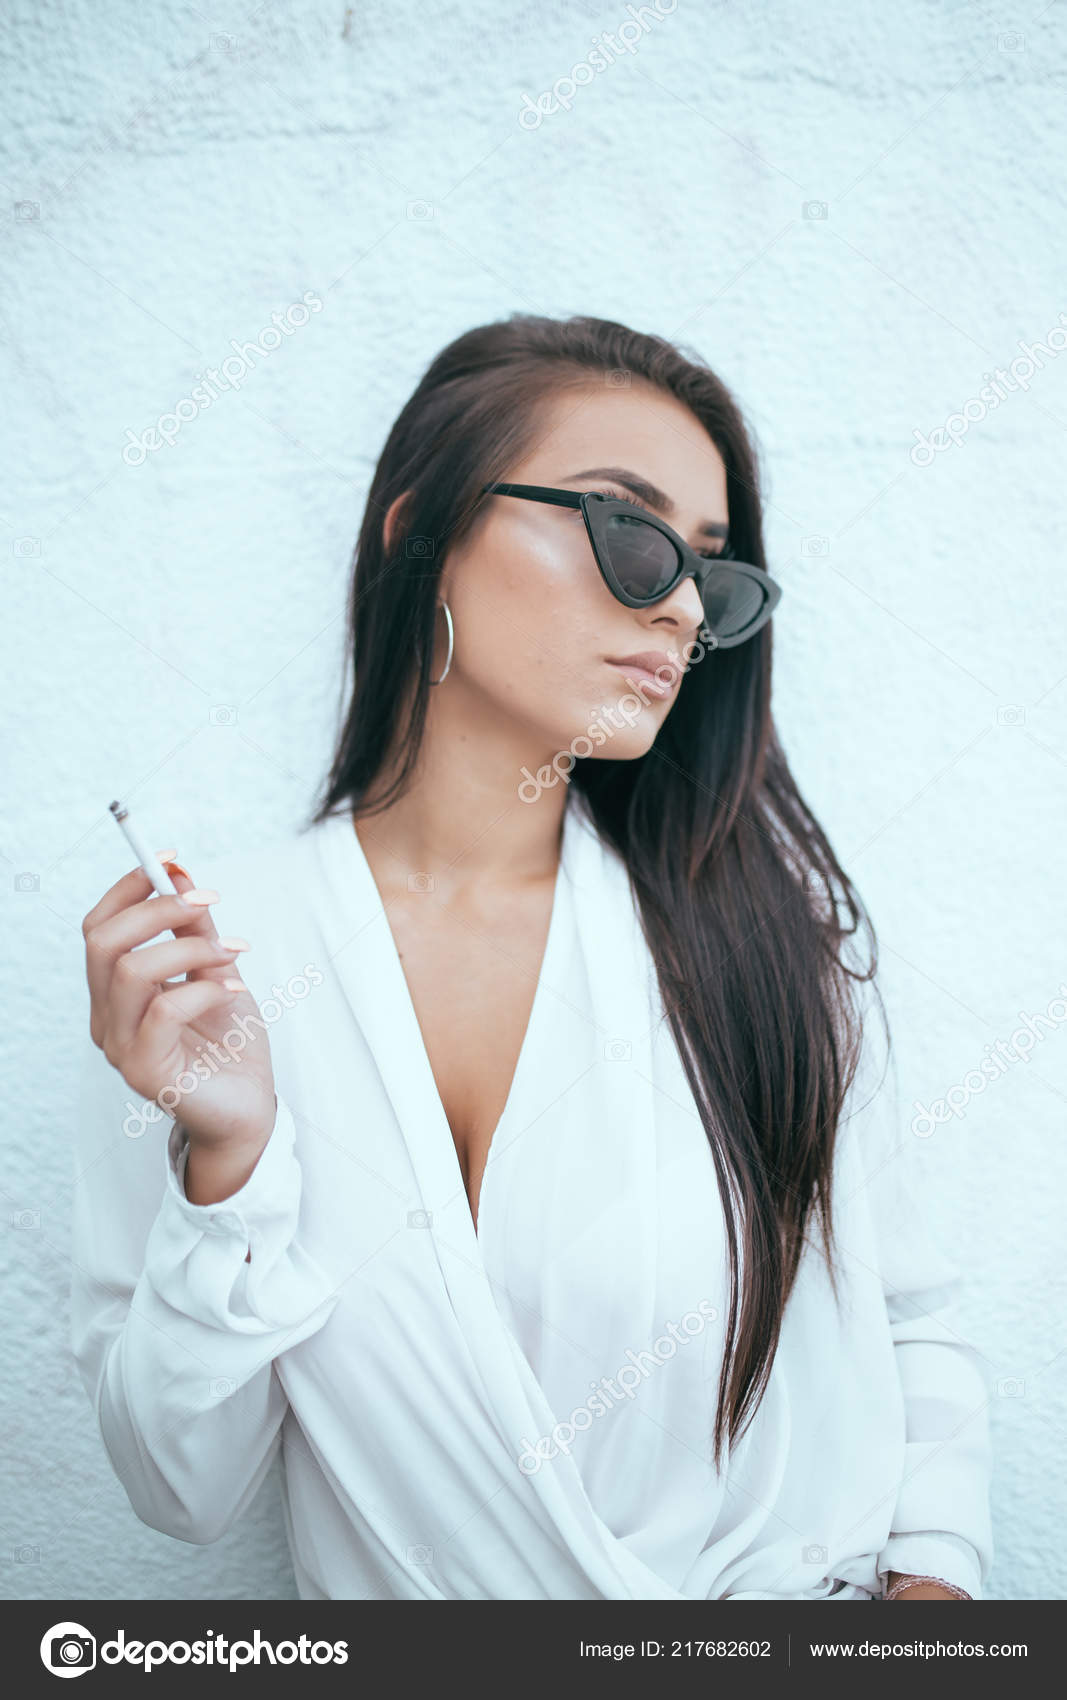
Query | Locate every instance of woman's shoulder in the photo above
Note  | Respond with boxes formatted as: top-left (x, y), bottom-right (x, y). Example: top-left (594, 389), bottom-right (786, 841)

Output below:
top-left (833, 962), bottom-right (900, 1192)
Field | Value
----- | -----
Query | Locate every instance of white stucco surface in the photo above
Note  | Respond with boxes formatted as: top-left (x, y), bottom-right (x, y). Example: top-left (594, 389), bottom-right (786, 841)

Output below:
top-left (2, 0), bottom-right (1063, 1600)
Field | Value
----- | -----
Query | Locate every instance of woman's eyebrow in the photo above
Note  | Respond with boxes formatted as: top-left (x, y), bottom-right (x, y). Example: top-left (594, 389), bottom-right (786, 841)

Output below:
top-left (563, 465), bottom-right (729, 539)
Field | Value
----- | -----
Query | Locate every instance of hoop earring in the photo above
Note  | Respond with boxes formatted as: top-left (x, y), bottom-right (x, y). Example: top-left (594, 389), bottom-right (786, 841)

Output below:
top-left (429, 598), bottom-right (454, 685)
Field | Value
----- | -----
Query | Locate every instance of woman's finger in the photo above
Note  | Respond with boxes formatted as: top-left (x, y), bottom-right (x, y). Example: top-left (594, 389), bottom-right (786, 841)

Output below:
top-left (82, 854), bottom-right (187, 936)
top-left (103, 935), bottom-right (250, 1056)
top-left (85, 881), bottom-right (221, 1028)
top-left (120, 978), bottom-right (244, 1098)
top-left (161, 861), bottom-right (231, 983)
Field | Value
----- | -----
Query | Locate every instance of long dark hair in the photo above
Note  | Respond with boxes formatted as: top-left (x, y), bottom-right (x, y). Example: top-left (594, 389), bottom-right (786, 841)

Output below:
top-left (309, 312), bottom-right (886, 1469)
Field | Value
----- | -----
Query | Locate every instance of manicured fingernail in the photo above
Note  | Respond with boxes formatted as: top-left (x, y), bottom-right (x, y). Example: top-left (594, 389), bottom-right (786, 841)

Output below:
top-left (155, 848), bottom-right (177, 863)
top-left (164, 860), bottom-right (192, 882)
top-left (221, 978), bottom-right (245, 992)
top-left (179, 888), bottom-right (220, 907)
top-left (217, 935), bottom-right (250, 952)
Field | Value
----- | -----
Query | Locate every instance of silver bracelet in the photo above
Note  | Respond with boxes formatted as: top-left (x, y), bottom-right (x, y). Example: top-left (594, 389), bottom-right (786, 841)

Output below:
top-left (884, 1573), bottom-right (972, 1600)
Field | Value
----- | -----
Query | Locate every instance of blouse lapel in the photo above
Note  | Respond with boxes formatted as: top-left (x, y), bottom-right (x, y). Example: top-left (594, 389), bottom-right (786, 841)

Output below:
top-left (310, 805), bottom-right (483, 1256)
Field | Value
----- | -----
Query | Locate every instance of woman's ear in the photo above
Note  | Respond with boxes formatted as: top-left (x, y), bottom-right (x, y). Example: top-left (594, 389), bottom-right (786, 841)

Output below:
top-left (383, 489), bottom-right (412, 556)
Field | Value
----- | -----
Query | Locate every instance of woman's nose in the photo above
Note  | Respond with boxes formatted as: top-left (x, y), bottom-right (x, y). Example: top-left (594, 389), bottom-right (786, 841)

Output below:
top-left (647, 571), bottom-right (705, 633)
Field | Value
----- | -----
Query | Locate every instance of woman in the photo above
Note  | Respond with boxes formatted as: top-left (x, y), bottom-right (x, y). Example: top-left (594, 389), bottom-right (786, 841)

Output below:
top-left (73, 313), bottom-right (993, 1601)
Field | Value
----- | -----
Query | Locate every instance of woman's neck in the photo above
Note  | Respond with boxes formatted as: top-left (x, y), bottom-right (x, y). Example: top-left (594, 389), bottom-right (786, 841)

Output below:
top-left (354, 684), bottom-right (570, 892)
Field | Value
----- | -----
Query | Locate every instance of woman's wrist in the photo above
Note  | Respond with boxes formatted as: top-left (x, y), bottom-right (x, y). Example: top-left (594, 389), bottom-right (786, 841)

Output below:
top-left (884, 1570), bottom-right (972, 1600)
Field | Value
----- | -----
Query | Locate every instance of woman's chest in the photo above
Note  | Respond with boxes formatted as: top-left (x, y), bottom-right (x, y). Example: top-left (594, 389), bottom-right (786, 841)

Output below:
top-left (361, 873), bottom-right (558, 1222)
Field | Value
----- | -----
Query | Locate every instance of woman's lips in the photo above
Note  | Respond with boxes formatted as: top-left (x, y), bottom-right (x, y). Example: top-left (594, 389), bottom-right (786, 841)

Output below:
top-left (605, 652), bottom-right (681, 699)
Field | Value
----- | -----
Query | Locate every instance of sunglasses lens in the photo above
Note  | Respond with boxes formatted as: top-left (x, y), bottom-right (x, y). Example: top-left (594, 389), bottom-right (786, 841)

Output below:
top-left (601, 508), bottom-right (772, 641)
top-left (603, 513), bottom-right (680, 600)
top-left (700, 566), bottom-right (769, 639)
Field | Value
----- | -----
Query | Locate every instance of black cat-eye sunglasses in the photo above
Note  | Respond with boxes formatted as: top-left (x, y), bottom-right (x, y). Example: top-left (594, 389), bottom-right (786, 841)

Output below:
top-left (482, 482), bottom-right (782, 648)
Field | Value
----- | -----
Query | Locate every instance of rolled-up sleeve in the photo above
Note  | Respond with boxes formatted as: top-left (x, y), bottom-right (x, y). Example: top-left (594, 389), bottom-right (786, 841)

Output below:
top-left (70, 1035), bottom-right (340, 1545)
top-left (851, 992), bottom-right (995, 1600)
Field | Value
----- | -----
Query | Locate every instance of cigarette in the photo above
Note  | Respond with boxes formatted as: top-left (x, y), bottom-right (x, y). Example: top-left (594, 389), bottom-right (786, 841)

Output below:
top-left (109, 800), bottom-right (178, 897)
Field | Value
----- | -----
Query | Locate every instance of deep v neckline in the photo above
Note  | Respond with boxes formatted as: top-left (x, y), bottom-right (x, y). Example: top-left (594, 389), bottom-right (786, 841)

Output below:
top-left (323, 799), bottom-right (575, 1240)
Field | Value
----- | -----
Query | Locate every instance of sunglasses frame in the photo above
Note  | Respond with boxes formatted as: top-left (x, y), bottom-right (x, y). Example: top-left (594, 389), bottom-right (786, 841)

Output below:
top-left (482, 482), bottom-right (782, 648)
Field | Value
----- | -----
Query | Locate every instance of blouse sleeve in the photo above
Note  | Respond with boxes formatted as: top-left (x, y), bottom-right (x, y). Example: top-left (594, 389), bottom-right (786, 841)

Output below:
top-left (846, 982), bottom-right (995, 1600)
top-left (69, 1034), bottom-right (341, 1545)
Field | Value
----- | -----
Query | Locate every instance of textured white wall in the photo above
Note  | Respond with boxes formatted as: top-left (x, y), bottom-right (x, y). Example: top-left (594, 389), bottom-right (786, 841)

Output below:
top-left (2, 0), bottom-right (1064, 1602)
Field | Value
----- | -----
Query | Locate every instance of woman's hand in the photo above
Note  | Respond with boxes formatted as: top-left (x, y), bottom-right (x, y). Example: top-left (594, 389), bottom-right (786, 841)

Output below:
top-left (885, 1571), bottom-right (968, 1600)
top-left (82, 856), bottom-right (277, 1158)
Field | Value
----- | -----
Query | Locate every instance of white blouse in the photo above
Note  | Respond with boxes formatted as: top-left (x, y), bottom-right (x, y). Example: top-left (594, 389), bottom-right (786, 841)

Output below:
top-left (71, 791), bottom-right (994, 1601)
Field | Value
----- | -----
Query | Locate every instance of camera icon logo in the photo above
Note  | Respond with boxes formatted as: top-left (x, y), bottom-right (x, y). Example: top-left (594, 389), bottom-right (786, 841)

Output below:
top-left (40, 1621), bottom-right (96, 1677)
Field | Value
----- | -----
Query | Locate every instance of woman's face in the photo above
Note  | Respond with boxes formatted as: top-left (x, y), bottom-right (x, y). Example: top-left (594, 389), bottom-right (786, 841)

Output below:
top-left (412, 379), bottom-right (731, 769)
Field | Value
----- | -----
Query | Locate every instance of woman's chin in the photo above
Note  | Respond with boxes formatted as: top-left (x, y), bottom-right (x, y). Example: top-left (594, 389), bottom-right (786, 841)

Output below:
top-left (551, 711), bottom-right (664, 766)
